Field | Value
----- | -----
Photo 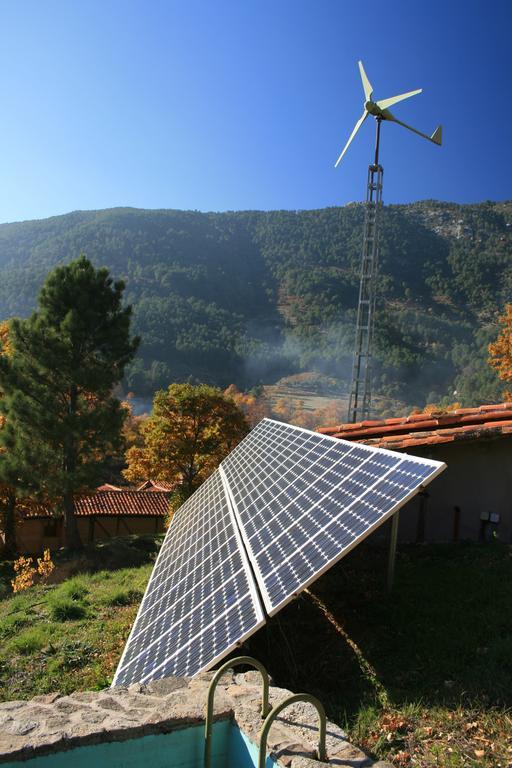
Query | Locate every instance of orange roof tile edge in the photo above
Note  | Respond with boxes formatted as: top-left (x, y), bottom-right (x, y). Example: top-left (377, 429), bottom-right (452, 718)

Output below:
top-left (319, 403), bottom-right (512, 450)
top-left (20, 490), bottom-right (170, 519)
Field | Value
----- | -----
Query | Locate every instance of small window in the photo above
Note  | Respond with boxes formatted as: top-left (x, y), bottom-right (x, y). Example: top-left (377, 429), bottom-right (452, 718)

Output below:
top-left (43, 518), bottom-right (58, 537)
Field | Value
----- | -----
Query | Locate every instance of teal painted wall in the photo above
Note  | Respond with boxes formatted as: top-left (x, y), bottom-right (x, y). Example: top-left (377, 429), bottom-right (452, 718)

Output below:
top-left (1, 721), bottom-right (279, 767)
top-left (1, 722), bottom-right (229, 768)
top-left (228, 725), bottom-right (278, 768)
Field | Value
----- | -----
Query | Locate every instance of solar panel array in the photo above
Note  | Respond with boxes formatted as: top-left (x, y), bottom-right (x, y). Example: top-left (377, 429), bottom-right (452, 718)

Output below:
top-left (221, 419), bottom-right (444, 615)
top-left (114, 419), bottom-right (445, 685)
top-left (112, 469), bottom-right (264, 685)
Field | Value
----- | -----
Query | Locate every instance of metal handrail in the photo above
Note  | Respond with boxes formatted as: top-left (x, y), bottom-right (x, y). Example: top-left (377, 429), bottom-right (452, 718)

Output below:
top-left (204, 656), bottom-right (271, 768)
top-left (258, 693), bottom-right (327, 768)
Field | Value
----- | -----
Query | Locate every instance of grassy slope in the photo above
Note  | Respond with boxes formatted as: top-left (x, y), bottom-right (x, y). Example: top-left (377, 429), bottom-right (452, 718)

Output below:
top-left (0, 565), bottom-right (151, 699)
top-left (0, 540), bottom-right (511, 766)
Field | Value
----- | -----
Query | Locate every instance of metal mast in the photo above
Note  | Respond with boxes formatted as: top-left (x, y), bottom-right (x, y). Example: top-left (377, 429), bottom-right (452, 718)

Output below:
top-left (347, 119), bottom-right (383, 423)
top-left (334, 60), bottom-right (442, 424)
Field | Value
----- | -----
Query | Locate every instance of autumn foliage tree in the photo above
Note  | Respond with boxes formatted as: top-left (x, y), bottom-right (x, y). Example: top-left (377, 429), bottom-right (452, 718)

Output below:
top-left (223, 384), bottom-right (272, 426)
top-left (489, 304), bottom-right (512, 401)
top-left (124, 383), bottom-right (249, 503)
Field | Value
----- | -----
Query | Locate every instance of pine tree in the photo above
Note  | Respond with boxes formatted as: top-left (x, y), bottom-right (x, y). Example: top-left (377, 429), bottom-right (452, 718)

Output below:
top-left (0, 256), bottom-right (139, 550)
top-left (0, 320), bottom-right (19, 555)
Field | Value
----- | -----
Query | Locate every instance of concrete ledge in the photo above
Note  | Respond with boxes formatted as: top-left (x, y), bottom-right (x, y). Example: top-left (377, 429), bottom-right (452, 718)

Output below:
top-left (0, 672), bottom-right (391, 767)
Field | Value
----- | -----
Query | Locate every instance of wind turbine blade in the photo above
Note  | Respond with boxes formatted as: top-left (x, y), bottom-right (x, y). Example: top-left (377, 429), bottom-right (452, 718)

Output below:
top-left (376, 89), bottom-right (422, 110)
top-left (358, 61), bottom-right (373, 101)
top-left (382, 109), bottom-right (442, 146)
top-left (430, 125), bottom-right (442, 145)
top-left (334, 111), bottom-right (368, 167)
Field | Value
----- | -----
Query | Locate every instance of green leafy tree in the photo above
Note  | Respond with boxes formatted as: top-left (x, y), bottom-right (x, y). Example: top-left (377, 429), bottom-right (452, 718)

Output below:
top-left (0, 256), bottom-right (139, 550)
top-left (123, 383), bottom-right (249, 503)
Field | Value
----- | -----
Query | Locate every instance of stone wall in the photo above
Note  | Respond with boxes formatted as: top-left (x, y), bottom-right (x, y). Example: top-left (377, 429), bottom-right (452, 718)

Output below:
top-left (0, 672), bottom-right (393, 767)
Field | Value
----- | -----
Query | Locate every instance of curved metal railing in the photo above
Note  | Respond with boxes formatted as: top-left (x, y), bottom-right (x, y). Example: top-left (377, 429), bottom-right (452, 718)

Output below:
top-left (258, 692), bottom-right (327, 768)
top-left (204, 656), bottom-right (271, 768)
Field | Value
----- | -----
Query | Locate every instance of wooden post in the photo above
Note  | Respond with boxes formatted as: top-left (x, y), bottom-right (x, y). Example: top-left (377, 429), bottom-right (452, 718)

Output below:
top-left (387, 510), bottom-right (400, 592)
top-left (416, 491), bottom-right (429, 543)
top-left (88, 516), bottom-right (95, 543)
top-left (453, 506), bottom-right (461, 542)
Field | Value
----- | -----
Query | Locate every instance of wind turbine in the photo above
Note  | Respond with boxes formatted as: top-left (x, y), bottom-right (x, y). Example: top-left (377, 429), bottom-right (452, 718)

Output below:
top-left (335, 61), bottom-right (442, 168)
top-left (337, 61), bottom-right (442, 424)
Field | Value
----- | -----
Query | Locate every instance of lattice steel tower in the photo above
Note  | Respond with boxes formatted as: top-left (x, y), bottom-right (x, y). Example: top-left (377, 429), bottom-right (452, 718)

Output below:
top-left (334, 61), bottom-right (442, 423)
top-left (347, 122), bottom-right (383, 422)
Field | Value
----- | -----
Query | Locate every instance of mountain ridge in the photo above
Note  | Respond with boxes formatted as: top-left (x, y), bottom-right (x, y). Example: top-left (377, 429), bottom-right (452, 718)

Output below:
top-left (0, 201), bottom-right (510, 408)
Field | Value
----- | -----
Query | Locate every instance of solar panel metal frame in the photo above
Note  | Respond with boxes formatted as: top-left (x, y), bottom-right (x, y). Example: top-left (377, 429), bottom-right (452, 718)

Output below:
top-left (220, 419), bottom-right (446, 617)
top-left (112, 469), bottom-right (265, 685)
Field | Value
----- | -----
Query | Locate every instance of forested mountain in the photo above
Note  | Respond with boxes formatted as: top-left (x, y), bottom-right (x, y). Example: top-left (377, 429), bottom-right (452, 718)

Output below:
top-left (0, 201), bottom-right (510, 408)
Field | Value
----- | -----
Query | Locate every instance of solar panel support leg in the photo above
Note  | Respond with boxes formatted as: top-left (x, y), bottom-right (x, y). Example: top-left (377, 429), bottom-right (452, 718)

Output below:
top-left (387, 510), bottom-right (400, 592)
top-left (204, 656), bottom-right (271, 768)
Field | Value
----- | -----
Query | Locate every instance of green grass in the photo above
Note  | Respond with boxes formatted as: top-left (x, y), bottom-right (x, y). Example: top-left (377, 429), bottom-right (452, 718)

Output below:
top-left (56, 576), bottom-right (90, 601)
top-left (48, 596), bottom-right (88, 621)
top-left (0, 539), bottom-right (157, 701)
top-left (100, 587), bottom-right (143, 607)
top-left (8, 626), bottom-right (51, 655)
top-left (0, 538), bottom-right (510, 767)
top-left (246, 540), bottom-right (512, 768)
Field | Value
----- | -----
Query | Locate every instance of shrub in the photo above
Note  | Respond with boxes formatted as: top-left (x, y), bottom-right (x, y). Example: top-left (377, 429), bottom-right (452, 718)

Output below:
top-left (48, 596), bottom-right (87, 621)
top-left (11, 549), bottom-right (55, 593)
top-left (9, 627), bottom-right (48, 655)
top-left (36, 549), bottom-right (55, 580)
top-left (11, 556), bottom-right (36, 593)
top-left (101, 588), bottom-right (142, 607)
top-left (56, 577), bottom-right (89, 601)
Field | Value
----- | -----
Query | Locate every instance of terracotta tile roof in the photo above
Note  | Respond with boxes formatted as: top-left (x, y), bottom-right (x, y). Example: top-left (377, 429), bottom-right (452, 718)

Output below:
top-left (74, 491), bottom-right (170, 517)
top-left (137, 480), bottom-right (175, 492)
top-left (17, 500), bottom-right (50, 520)
top-left (21, 491), bottom-right (170, 519)
top-left (318, 403), bottom-right (512, 450)
top-left (96, 481), bottom-right (175, 493)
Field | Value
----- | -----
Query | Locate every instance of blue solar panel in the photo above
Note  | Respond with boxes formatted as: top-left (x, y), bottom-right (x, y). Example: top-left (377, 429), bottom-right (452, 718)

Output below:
top-left (112, 470), bottom-right (264, 685)
top-left (114, 418), bottom-right (445, 684)
top-left (221, 419), bottom-right (445, 615)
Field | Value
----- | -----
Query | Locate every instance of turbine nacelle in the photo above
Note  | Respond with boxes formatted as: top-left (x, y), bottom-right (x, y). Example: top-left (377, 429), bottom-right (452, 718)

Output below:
top-left (334, 61), bottom-right (442, 167)
top-left (364, 100), bottom-right (382, 118)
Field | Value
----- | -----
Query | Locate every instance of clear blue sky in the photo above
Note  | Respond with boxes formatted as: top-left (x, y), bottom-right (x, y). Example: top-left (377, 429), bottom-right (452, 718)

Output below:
top-left (0, 0), bottom-right (509, 223)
